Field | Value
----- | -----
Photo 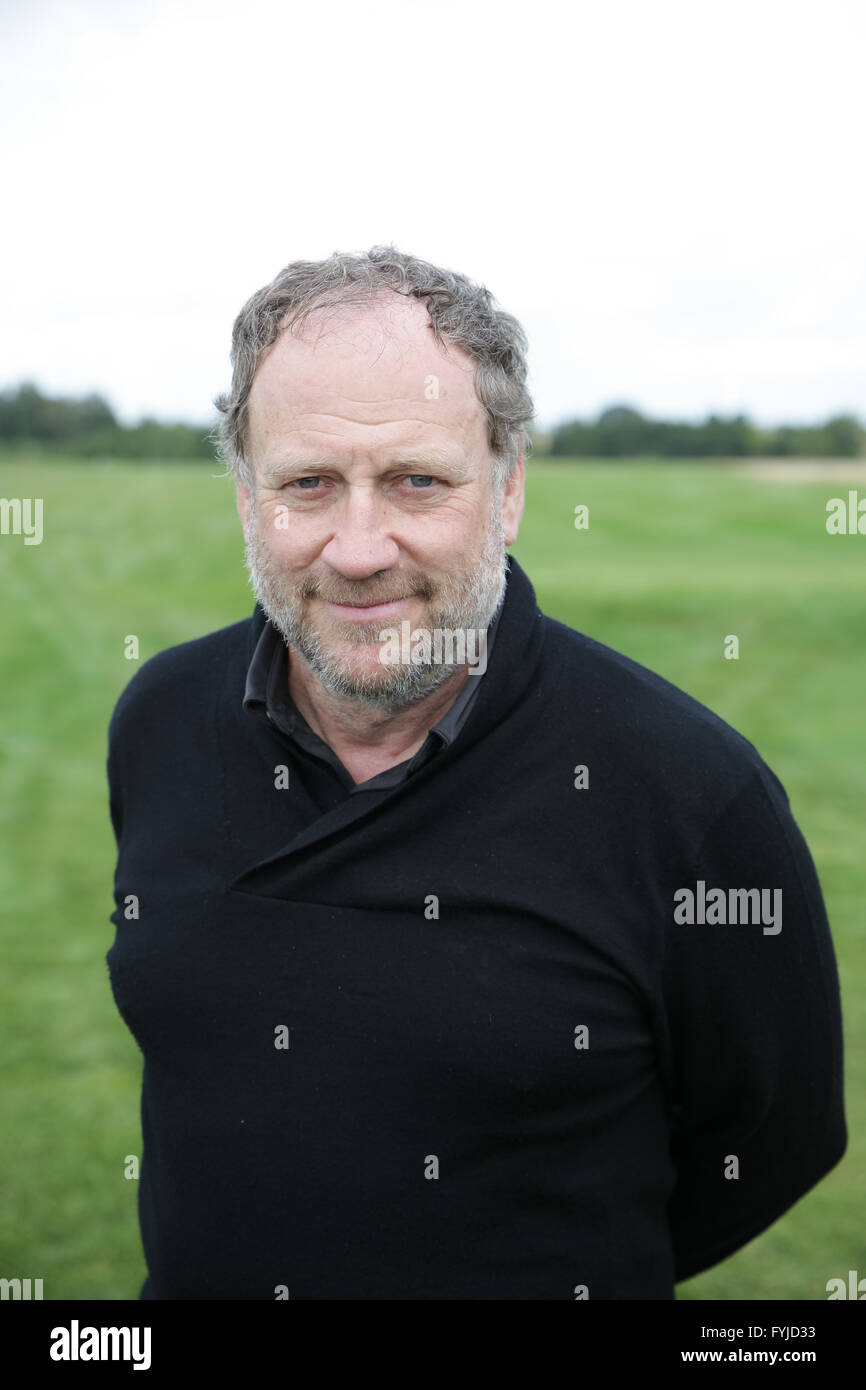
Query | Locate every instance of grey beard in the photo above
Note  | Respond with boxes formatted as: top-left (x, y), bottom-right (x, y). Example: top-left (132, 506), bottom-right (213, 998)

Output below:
top-left (243, 500), bottom-right (508, 712)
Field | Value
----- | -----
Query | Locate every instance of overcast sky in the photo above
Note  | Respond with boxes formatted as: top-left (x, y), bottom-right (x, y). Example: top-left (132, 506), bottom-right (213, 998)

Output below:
top-left (1, 0), bottom-right (863, 432)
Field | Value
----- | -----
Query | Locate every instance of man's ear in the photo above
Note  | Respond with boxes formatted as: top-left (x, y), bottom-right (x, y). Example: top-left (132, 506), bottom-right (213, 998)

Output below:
top-left (236, 477), bottom-right (253, 538)
top-left (502, 453), bottom-right (525, 548)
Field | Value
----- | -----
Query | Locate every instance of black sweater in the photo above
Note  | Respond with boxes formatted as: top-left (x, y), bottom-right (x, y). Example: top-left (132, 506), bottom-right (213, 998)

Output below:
top-left (106, 555), bottom-right (847, 1300)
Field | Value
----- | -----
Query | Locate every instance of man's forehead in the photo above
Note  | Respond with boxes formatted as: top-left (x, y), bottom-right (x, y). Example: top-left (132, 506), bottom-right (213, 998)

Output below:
top-left (249, 295), bottom-right (478, 413)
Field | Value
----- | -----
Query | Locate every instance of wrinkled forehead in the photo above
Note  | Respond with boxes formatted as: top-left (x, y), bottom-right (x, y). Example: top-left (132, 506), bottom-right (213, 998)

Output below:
top-left (248, 293), bottom-right (485, 439)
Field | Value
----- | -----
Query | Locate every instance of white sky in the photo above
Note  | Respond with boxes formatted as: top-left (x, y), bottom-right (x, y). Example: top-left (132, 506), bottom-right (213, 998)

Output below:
top-left (1, 0), bottom-right (863, 431)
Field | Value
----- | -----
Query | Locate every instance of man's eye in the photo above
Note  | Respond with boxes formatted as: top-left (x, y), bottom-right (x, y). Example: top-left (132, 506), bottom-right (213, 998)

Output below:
top-left (284, 475), bottom-right (437, 493)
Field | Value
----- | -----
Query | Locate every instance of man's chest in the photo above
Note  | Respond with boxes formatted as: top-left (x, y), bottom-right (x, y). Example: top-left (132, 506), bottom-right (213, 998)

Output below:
top-left (109, 713), bottom-right (676, 1111)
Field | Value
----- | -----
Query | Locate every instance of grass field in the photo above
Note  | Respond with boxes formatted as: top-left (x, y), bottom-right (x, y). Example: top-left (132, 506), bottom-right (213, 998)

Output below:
top-left (1, 455), bottom-right (863, 1300)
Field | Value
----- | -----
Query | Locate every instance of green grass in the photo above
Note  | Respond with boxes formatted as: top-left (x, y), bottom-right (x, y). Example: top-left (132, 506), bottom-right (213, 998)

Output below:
top-left (1, 456), bottom-right (863, 1300)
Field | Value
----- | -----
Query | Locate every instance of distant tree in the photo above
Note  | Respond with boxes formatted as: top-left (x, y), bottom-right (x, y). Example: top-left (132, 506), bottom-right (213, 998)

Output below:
top-left (0, 381), bottom-right (214, 459)
top-left (700, 413), bottom-right (754, 456)
top-left (766, 425), bottom-right (798, 457)
top-left (596, 405), bottom-right (648, 457)
top-left (547, 404), bottom-right (864, 461)
top-left (0, 382), bottom-right (117, 441)
top-left (549, 419), bottom-right (599, 457)
top-left (822, 415), bottom-right (862, 458)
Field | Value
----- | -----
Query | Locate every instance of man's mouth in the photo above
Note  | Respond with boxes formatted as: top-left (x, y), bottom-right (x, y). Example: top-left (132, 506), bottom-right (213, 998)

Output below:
top-left (321, 596), bottom-right (417, 620)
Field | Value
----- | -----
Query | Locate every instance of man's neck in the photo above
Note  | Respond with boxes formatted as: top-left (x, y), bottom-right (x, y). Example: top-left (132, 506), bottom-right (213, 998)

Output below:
top-left (287, 656), bottom-right (473, 785)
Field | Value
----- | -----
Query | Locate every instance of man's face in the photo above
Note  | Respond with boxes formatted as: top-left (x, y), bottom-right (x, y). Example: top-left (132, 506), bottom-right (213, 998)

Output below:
top-left (236, 293), bottom-right (525, 709)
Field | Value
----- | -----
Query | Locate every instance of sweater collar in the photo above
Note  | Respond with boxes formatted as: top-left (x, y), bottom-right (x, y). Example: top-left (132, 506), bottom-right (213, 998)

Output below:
top-left (230, 553), bottom-right (546, 889)
top-left (243, 591), bottom-right (505, 745)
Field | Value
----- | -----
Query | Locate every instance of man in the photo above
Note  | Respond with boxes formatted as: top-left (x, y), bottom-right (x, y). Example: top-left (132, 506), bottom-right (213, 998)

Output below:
top-left (106, 245), bottom-right (846, 1300)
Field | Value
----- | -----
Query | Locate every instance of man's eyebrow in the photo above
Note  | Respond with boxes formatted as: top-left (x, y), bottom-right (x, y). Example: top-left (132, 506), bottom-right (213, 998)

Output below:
top-left (264, 452), bottom-right (474, 481)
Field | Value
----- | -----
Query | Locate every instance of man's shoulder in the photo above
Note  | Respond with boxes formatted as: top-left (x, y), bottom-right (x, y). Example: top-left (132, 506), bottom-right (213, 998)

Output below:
top-left (538, 610), bottom-right (771, 793)
top-left (108, 610), bottom-right (253, 740)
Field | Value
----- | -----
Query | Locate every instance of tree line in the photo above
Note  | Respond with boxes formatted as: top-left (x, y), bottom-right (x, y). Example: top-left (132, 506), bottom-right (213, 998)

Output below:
top-left (548, 405), bottom-right (864, 459)
top-left (1, 382), bottom-right (863, 461)
top-left (0, 383), bottom-right (214, 459)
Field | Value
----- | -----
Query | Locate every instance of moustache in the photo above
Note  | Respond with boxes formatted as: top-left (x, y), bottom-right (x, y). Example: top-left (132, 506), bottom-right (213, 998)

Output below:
top-left (297, 582), bottom-right (436, 606)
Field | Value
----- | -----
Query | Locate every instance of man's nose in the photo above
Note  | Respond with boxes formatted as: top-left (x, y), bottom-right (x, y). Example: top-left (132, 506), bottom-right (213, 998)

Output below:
top-left (319, 484), bottom-right (401, 578)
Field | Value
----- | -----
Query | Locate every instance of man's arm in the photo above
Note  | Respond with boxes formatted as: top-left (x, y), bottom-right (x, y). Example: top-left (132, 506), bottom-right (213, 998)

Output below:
top-left (662, 763), bottom-right (847, 1283)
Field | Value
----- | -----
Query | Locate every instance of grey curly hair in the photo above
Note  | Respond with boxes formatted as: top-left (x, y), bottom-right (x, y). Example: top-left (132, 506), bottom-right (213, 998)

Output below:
top-left (213, 244), bottom-right (534, 493)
